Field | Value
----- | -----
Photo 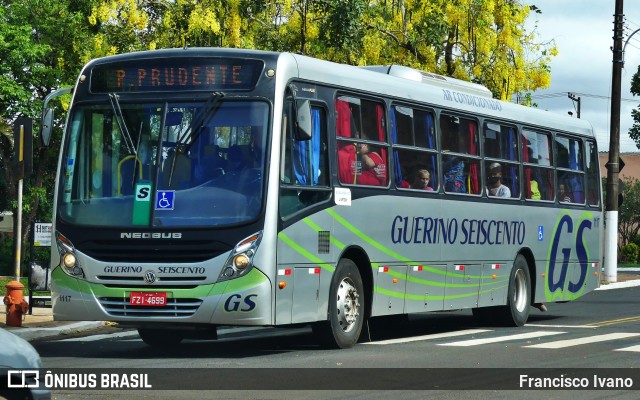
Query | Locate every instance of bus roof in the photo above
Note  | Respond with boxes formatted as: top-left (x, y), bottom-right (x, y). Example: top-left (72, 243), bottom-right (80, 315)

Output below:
top-left (288, 52), bottom-right (595, 139)
top-left (78, 48), bottom-right (596, 139)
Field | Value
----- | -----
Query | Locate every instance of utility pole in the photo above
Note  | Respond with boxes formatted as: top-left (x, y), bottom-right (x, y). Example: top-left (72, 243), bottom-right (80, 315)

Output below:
top-left (604, 0), bottom-right (624, 283)
top-left (568, 92), bottom-right (581, 118)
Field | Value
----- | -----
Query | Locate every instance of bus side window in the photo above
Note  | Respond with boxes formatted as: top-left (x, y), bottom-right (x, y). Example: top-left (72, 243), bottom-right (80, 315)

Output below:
top-left (391, 106), bottom-right (437, 191)
top-left (336, 96), bottom-right (388, 187)
top-left (524, 166), bottom-right (554, 201)
top-left (585, 140), bottom-right (600, 206)
top-left (280, 100), bottom-right (330, 219)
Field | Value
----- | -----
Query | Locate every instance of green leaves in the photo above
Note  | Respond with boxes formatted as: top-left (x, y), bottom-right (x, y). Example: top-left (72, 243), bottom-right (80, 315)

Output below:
top-left (629, 65), bottom-right (640, 150)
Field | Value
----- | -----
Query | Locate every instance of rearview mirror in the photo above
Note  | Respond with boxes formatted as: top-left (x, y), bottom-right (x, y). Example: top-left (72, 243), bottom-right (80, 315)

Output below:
top-left (294, 100), bottom-right (312, 141)
top-left (40, 108), bottom-right (54, 147)
top-left (40, 87), bottom-right (73, 147)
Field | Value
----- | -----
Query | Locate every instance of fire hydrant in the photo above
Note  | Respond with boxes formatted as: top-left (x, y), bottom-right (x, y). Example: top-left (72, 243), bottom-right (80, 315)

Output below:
top-left (4, 280), bottom-right (29, 327)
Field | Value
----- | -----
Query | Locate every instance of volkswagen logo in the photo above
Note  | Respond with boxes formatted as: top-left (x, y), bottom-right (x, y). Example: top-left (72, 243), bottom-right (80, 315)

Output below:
top-left (144, 270), bottom-right (157, 284)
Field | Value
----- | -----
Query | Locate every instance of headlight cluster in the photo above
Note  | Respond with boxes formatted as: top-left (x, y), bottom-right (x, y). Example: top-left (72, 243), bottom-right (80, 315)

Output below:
top-left (56, 232), bottom-right (84, 278)
top-left (217, 231), bottom-right (262, 282)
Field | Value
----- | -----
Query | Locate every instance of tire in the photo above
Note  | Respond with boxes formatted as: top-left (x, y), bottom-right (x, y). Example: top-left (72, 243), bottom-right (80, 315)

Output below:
top-left (313, 258), bottom-right (365, 349)
top-left (495, 254), bottom-right (531, 327)
top-left (138, 328), bottom-right (184, 346)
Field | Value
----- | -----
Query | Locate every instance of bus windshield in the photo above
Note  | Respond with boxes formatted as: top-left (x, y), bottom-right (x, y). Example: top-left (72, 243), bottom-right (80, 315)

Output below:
top-left (59, 99), bottom-right (269, 228)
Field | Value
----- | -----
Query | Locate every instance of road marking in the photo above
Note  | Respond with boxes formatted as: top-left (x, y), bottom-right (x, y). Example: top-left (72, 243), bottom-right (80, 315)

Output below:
top-left (614, 344), bottom-right (640, 353)
top-left (525, 324), bottom-right (596, 329)
top-left (585, 316), bottom-right (640, 327)
top-left (524, 332), bottom-right (640, 349)
top-left (438, 331), bottom-right (565, 347)
top-left (364, 329), bottom-right (491, 345)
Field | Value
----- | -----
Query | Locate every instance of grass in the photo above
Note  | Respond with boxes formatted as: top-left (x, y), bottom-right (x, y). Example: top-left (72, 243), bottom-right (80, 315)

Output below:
top-left (0, 276), bottom-right (29, 297)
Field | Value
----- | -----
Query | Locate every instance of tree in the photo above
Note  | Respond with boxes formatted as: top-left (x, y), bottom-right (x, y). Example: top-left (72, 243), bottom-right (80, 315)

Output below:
top-left (617, 177), bottom-right (640, 251)
top-left (86, 0), bottom-right (557, 100)
top-left (0, 0), bottom-right (95, 270)
top-left (629, 64), bottom-right (640, 149)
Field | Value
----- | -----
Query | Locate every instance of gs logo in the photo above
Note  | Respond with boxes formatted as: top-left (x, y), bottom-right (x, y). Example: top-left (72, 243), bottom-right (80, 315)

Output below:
top-left (546, 213), bottom-right (592, 301)
top-left (224, 294), bottom-right (257, 312)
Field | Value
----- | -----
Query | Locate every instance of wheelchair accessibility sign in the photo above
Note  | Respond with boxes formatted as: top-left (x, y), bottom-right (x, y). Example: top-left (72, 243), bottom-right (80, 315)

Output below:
top-left (156, 190), bottom-right (175, 210)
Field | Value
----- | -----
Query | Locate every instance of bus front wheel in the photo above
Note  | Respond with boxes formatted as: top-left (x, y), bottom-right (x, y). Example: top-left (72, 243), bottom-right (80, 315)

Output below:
top-left (138, 328), bottom-right (184, 346)
top-left (496, 255), bottom-right (531, 327)
top-left (313, 258), bottom-right (364, 349)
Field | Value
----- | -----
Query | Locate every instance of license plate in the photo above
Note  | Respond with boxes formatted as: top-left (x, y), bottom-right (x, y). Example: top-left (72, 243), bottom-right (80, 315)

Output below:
top-left (129, 292), bottom-right (167, 306)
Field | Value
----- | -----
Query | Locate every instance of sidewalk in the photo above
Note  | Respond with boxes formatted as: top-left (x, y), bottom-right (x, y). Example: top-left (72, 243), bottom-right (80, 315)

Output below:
top-left (2, 270), bottom-right (639, 342)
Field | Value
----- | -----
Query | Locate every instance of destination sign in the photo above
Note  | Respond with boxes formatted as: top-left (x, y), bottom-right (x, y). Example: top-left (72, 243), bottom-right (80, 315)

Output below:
top-left (90, 58), bottom-right (264, 93)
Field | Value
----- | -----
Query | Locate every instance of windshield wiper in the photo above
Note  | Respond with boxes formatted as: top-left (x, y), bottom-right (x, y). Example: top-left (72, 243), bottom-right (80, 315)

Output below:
top-left (109, 93), bottom-right (146, 191)
top-left (181, 92), bottom-right (224, 151)
top-left (108, 93), bottom-right (136, 155)
top-left (167, 92), bottom-right (224, 186)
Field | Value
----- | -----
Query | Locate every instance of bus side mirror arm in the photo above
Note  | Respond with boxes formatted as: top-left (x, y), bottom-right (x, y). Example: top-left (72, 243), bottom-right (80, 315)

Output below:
top-left (40, 87), bottom-right (73, 147)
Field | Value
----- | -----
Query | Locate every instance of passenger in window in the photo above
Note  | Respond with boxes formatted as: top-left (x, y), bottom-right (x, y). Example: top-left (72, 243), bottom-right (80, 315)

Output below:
top-left (338, 142), bottom-right (358, 184)
top-left (443, 157), bottom-right (466, 193)
top-left (529, 180), bottom-right (541, 200)
top-left (357, 143), bottom-right (386, 186)
top-left (411, 169), bottom-right (433, 191)
top-left (486, 162), bottom-right (511, 198)
top-left (558, 183), bottom-right (572, 202)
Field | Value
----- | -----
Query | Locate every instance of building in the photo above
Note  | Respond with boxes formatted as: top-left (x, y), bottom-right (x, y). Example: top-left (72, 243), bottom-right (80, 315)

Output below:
top-left (599, 152), bottom-right (640, 181)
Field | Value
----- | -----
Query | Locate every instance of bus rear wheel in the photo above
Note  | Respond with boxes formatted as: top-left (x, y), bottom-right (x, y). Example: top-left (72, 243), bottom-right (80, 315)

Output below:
top-left (138, 328), bottom-right (184, 346)
top-left (313, 258), bottom-right (364, 349)
top-left (495, 255), bottom-right (531, 327)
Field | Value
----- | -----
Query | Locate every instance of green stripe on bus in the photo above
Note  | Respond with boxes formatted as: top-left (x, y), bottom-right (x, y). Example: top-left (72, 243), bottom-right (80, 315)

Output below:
top-left (375, 284), bottom-right (508, 300)
top-left (327, 208), bottom-right (483, 280)
top-left (277, 232), bottom-right (335, 272)
top-left (52, 263), bottom-right (267, 298)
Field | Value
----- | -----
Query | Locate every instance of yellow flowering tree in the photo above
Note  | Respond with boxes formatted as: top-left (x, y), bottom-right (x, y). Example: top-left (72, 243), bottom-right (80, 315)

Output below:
top-left (85, 0), bottom-right (556, 99)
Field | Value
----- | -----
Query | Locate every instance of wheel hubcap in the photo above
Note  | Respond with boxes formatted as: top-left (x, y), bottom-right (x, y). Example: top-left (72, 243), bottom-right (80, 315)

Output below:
top-left (513, 269), bottom-right (528, 312)
top-left (335, 277), bottom-right (360, 333)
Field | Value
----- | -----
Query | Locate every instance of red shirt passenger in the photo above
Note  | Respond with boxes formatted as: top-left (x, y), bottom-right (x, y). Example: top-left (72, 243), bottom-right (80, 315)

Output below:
top-left (338, 143), bottom-right (386, 186)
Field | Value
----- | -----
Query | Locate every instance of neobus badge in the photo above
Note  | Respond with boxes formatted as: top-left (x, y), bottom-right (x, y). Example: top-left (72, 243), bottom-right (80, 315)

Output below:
top-left (120, 232), bottom-right (182, 239)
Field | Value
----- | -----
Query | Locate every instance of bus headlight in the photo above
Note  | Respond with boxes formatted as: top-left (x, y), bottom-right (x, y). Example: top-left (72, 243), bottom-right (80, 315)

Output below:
top-left (56, 232), bottom-right (85, 278)
top-left (217, 231), bottom-right (262, 282)
top-left (62, 253), bottom-right (77, 269)
top-left (233, 254), bottom-right (250, 270)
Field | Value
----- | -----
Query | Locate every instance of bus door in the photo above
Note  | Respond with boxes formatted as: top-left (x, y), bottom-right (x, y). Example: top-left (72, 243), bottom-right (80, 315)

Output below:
top-left (276, 95), bottom-right (332, 325)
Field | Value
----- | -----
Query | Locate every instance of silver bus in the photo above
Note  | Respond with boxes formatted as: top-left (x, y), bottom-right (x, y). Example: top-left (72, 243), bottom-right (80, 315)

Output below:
top-left (41, 48), bottom-right (603, 348)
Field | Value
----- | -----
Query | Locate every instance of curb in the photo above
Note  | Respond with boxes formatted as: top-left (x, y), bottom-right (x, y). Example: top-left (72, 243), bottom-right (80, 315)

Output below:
top-left (5, 321), bottom-right (107, 342)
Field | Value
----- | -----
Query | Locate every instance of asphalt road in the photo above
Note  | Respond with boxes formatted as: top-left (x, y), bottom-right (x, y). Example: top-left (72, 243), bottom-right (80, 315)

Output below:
top-left (29, 285), bottom-right (640, 400)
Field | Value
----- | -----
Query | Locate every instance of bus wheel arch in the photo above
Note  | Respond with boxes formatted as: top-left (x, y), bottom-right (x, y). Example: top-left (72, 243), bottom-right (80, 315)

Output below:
top-left (517, 248), bottom-right (537, 306)
top-left (495, 253), bottom-right (532, 327)
top-left (339, 247), bottom-right (373, 320)
top-left (313, 247), bottom-right (372, 349)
